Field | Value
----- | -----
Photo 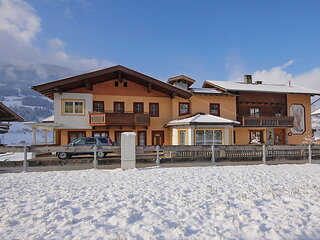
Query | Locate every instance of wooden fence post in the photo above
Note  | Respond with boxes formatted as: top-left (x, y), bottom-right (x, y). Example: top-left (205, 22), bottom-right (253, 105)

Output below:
top-left (211, 144), bottom-right (215, 165)
top-left (23, 146), bottom-right (28, 172)
top-left (93, 145), bottom-right (97, 169)
top-left (156, 145), bottom-right (160, 166)
top-left (262, 145), bottom-right (266, 164)
top-left (308, 144), bottom-right (312, 164)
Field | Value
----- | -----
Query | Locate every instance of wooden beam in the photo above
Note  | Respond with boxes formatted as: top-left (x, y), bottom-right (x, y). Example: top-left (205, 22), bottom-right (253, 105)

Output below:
top-left (148, 83), bottom-right (152, 93)
top-left (118, 71), bottom-right (123, 83)
top-left (84, 80), bottom-right (92, 91)
top-left (53, 87), bottom-right (62, 94)
top-left (171, 93), bottom-right (176, 98)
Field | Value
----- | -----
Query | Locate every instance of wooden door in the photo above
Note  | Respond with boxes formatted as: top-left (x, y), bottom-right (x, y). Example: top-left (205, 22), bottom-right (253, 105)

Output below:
top-left (274, 129), bottom-right (285, 145)
top-left (152, 131), bottom-right (164, 146)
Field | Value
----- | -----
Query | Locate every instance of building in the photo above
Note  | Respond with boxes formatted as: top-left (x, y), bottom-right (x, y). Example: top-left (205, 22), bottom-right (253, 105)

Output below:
top-left (31, 65), bottom-right (320, 146)
top-left (0, 102), bottom-right (24, 135)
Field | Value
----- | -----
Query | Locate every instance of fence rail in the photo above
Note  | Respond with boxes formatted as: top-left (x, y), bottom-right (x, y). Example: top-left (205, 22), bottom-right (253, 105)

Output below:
top-left (0, 144), bottom-right (319, 171)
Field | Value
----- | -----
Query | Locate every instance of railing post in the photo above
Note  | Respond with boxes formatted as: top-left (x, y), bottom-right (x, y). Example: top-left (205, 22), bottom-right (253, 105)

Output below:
top-left (23, 146), bottom-right (28, 172)
top-left (211, 144), bottom-right (216, 166)
top-left (156, 145), bottom-right (160, 166)
top-left (308, 144), bottom-right (312, 164)
top-left (93, 145), bottom-right (97, 169)
top-left (262, 144), bottom-right (266, 164)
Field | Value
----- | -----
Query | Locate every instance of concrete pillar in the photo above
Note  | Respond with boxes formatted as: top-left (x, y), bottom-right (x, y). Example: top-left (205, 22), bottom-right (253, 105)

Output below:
top-left (121, 132), bottom-right (136, 169)
top-left (32, 127), bottom-right (37, 145)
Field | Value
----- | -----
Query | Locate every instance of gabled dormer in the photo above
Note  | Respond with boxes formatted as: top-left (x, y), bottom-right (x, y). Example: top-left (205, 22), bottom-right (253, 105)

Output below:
top-left (167, 75), bottom-right (195, 91)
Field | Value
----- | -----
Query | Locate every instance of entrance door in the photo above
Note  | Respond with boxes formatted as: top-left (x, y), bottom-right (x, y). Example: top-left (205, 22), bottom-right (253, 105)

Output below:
top-left (152, 131), bottom-right (164, 145)
top-left (274, 129), bottom-right (285, 145)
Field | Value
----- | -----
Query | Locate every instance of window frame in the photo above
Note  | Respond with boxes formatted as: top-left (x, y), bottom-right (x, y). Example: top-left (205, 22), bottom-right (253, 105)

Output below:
top-left (179, 102), bottom-right (190, 116)
top-left (67, 131), bottom-right (86, 143)
top-left (249, 107), bottom-right (260, 117)
top-left (137, 131), bottom-right (147, 146)
top-left (209, 103), bottom-right (220, 116)
top-left (249, 130), bottom-right (264, 144)
top-left (114, 102), bottom-right (125, 113)
top-left (178, 129), bottom-right (188, 145)
top-left (93, 101), bottom-right (104, 113)
top-left (149, 103), bottom-right (159, 117)
top-left (133, 102), bottom-right (144, 114)
top-left (62, 99), bottom-right (85, 116)
top-left (195, 129), bottom-right (223, 145)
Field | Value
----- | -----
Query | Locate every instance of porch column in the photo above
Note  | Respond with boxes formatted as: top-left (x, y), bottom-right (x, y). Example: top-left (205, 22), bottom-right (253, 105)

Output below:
top-left (32, 127), bottom-right (37, 145)
top-left (44, 129), bottom-right (48, 144)
top-left (53, 129), bottom-right (56, 144)
top-left (224, 127), bottom-right (230, 145)
top-left (190, 126), bottom-right (195, 145)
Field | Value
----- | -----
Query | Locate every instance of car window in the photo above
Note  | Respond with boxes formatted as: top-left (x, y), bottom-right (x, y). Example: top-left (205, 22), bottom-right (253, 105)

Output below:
top-left (98, 137), bottom-right (108, 143)
top-left (73, 138), bottom-right (86, 145)
top-left (85, 138), bottom-right (97, 144)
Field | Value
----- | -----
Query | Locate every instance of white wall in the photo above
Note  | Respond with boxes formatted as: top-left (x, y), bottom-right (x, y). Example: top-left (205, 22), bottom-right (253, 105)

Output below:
top-left (54, 93), bottom-right (93, 129)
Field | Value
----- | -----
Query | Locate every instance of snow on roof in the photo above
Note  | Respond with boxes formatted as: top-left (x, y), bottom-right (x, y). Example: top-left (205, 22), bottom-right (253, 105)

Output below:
top-left (166, 113), bottom-right (239, 126)
top-left (205, 80), bottom-right (320, 95)
top-left (190, 88), bottom-right (229, 95)
top-left (42, 115), bottom-right (54, 122)
top-left (312, 108), bottom-right (320, 116)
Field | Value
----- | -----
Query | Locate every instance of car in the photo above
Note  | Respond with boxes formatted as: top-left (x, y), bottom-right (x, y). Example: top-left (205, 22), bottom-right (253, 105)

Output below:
top-left (56, 137), bottom-right (113, 159)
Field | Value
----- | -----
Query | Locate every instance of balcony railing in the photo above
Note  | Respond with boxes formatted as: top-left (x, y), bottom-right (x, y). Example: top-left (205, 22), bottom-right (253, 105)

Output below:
top-left (89, 112), bottom-right (150, 127)
top-left (241, 116), bottom-right (294, 127)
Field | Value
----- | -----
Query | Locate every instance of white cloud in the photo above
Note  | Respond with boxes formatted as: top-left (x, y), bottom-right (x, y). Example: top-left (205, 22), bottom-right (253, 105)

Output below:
top-left (0, 0), bottom-right (113, 71)
top-left (253, 60), bottom-right (320, 90)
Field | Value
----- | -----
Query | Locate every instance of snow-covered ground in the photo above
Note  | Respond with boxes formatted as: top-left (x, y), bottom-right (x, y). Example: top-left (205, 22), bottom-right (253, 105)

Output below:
top-left (0, 152), bottom-right (32, 162)
top-left (0, 165), bottom-right (320, 240)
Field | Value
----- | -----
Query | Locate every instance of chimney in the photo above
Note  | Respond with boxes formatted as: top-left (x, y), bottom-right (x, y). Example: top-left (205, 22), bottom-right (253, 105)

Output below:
top-left (244, 74), bottom-right (252, 84)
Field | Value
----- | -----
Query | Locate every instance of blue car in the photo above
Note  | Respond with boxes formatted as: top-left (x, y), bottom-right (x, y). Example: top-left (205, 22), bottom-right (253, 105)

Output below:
top-left (57, 137), bottom-right (113, 159)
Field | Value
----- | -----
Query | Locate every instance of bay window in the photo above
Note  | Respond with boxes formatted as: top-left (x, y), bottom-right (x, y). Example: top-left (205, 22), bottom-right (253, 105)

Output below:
top-left (195, 129), bottom-right (222, 145)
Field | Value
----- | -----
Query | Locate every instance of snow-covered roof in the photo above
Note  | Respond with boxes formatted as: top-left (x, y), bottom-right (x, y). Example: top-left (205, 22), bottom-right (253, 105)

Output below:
top-left (312, 108), bottom-right (320, 116)
top-left (204, 80), bottom-right (320, 95)
top-left (42, 115), bottom-right (54, 122)
top-left (166, 113), bottom-right (239, 126)
top-left (190, 88), bottom-right (230, 95)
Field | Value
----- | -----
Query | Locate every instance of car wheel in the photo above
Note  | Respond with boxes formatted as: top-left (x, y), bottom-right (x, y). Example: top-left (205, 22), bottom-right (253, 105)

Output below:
top-left (97, 151), bottom-right (105, 158)
top-left (57, 152), bottom-right (68, 159)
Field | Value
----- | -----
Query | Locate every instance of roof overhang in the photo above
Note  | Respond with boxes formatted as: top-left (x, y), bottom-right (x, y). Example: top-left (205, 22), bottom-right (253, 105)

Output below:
top-left (0, 103), bottom-right (24, 122)
top-left (32, 65), bottom-right (192, 100)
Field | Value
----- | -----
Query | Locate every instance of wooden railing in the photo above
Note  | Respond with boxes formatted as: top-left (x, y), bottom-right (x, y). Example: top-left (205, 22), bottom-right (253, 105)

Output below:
top-left (241, 116), bottom-right (294, 127)
top-left (89, 112), bottom-right (150, 127)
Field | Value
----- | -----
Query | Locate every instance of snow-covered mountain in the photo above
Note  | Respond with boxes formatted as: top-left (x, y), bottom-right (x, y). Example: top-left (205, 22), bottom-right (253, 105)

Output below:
top-left (0, 63), bottom-right (82, 145)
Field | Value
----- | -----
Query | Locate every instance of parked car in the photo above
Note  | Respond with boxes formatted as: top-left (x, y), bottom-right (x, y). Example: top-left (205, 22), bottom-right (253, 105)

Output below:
top-left (56, 137), bottom-right (113, 159)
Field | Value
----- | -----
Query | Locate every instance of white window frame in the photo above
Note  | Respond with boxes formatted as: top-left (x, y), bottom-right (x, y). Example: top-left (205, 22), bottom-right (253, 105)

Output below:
top-left (195, 129), bottom-right (223, 145)
top-left (62, 99), bottom-right (85, 115)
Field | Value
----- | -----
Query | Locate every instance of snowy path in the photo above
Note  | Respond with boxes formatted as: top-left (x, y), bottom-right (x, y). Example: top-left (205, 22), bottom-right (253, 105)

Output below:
top-left (0, 164), bottom-right (320, 239)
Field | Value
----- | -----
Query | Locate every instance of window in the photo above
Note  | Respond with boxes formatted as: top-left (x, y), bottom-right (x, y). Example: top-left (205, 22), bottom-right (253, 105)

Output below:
top-left (93, 101), bottom-right (104, 113)
top-left (133, 102), bottom-right (144, 114)
top-left (179, 103), bottom-right (190, 116)
top-left (114, 102), bottom-right (124, 113)
top-left (274, 108), bottom-right (282, 117)
top-left (92, 131), bottom-right (109, 137)
top-left (249, 130), bottom-right (264, 144)
top-left (124, 82), bottom-right (128, 87)
top-left (195, 129), bottom-right (222, 145)
top-left (149, 103), bottom-right (159, 117)
top-left (114, 81), bottom-right (119, 87)
top-left (62, 99), bottom-right (85, 115)
top-left (250, 108), bottom-right (260, 117)
top-left (178, 130), bottom-right (187, 145)
top-left (210, 103), bottom-right (220, 116)
top-left (68, 131), bottom-right (86, 143)
top-left (138, 131), bottom-right (147, 146)
top-left (85, 138), bottom-right (97, 144)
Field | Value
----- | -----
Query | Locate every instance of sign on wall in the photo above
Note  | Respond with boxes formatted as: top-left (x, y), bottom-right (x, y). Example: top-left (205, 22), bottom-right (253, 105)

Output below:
top-left (290, 104), bottom-right (305, 134)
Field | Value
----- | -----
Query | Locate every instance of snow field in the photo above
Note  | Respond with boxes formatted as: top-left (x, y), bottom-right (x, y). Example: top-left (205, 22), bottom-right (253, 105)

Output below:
top-left (0, 164), bottom-right (320, 240)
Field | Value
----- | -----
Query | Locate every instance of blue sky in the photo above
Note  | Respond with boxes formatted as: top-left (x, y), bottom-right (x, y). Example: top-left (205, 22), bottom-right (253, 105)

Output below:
top-left (1, 0), bottom-right (320, 88)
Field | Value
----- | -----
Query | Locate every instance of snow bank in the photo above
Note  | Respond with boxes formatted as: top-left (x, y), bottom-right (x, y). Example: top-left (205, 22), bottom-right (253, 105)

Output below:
top-left (0, 164), bottom-right (320, 239)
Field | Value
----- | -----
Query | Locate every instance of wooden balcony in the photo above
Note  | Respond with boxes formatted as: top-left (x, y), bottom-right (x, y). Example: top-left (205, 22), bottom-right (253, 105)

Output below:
top-left (241, 116), bottom-right (294, 127)
top-left (89, 112), bottom-right (150, 127)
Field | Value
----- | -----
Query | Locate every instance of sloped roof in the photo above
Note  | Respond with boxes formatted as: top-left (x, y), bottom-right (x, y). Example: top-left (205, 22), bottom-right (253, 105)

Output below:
top-left (32, 65), bottom-right (192, 99)
top-left (190, 88), bottom-right (232, 95)
top-left (166, 113), bottom-right (239, 127)
top-left (0, 102), bottom-right (24, 122)
top-left (203, 80), bottom-right (320, 95)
